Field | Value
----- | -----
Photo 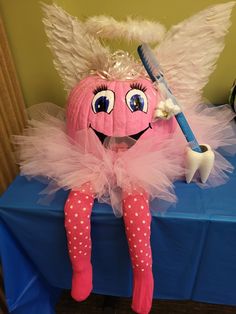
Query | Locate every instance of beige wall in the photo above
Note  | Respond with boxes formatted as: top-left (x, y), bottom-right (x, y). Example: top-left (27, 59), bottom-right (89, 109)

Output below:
top-left (0, 0), bottom-right (235, 106)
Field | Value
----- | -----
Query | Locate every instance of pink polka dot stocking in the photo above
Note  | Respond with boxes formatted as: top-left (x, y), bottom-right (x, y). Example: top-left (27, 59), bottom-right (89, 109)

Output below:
top-left (123, 192), bottom-right (154, 314)
top-left (64, 187), bottom-right (94, 301)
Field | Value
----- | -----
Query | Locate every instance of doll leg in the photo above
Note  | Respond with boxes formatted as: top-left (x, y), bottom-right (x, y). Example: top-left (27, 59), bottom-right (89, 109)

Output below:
top-left (64, 185), bottom-right (94, 301)
top-left (122, 191), bottom-right (153, 314)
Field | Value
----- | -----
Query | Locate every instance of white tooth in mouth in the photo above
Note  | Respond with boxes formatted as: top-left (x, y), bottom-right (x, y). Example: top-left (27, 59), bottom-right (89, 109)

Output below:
top-left (185, 144), bottom-right (215, 184)
top-left (103, 136), bottom-right (136, 150)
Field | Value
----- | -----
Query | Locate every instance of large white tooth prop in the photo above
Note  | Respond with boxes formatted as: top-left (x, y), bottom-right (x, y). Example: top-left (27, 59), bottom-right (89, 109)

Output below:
top-left (185, 144), bottom-right (215, 183)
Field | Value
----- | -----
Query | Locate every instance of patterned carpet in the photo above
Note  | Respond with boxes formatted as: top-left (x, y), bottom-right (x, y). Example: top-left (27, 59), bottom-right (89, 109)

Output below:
top-left (56, 291), bottom-right (236, 314)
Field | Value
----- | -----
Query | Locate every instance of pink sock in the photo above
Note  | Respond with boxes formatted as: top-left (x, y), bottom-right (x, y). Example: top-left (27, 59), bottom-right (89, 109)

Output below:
top-left (123, 191), bottom-right (154, 314)
top-left (64, 185), bottom-right (94, 301)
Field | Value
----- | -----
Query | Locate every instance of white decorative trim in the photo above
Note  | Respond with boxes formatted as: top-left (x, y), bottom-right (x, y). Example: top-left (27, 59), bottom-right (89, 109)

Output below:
top-left (84, 16), bottom-right (166, 43)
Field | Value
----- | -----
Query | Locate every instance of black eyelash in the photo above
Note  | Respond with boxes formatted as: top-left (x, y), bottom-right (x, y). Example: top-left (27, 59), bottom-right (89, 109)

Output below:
top-left (130, 83), bottom-right (147, 93)
top-left (93, 84), bottom-right (108, 95)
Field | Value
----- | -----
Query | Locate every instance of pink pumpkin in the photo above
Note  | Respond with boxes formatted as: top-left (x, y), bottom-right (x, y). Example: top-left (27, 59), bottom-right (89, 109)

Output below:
top-left (66, 75), bottom-right (176, 143)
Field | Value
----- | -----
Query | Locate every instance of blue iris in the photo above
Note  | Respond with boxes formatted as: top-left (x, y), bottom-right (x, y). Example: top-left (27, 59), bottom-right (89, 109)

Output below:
top-left (130, 94), bottom-right (144, 112)
top-left (94, 96), bottom-right (109, 113)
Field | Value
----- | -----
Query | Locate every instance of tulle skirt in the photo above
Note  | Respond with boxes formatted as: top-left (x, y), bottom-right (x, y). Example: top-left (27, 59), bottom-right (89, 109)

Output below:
top-left (14, 102), bottom-right (236, 216)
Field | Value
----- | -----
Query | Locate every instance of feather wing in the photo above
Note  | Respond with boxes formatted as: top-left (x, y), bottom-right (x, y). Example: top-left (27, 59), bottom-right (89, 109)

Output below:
top-left (42, 3), bottom-right (110, 92)
top-left (155, 2), bottom-right (235, 108)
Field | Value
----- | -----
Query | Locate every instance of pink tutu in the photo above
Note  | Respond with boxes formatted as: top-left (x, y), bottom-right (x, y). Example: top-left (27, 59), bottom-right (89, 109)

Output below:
top-left (14, 102), bottom-right (236, 217)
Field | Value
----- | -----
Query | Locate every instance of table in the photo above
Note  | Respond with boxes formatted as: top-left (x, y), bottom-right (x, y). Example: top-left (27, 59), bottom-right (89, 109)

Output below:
top-left (1, 156), bottom-right (236, 313)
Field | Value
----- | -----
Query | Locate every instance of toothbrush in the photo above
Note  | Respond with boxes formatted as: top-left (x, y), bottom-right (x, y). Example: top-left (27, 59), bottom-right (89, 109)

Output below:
top-left (137, 43), bottom-right (202, 153)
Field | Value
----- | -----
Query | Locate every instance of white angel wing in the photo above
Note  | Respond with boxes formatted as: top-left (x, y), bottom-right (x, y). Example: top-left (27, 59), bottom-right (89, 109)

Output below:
top-left (155, 2), bottom-right (235, 108)
top-left (42, 3), bottom-right (110, 92)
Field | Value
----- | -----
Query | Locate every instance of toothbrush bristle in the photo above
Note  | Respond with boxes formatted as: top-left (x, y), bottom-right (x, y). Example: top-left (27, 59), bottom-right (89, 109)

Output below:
top-left (138, 45), bottom-right (156, 82)
top-left (138, 44), bottom-right (161, 82)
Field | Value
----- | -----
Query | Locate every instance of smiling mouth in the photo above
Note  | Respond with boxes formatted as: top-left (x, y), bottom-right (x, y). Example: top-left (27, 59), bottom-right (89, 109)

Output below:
top-left (90, 124), bottom-right (151, 144)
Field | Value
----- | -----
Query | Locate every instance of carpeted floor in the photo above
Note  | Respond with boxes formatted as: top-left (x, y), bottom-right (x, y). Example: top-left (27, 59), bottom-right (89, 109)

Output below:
top-left (1, 290), bottom-right (236, 313)
top-left (56, 291), bottom-right (236, 314)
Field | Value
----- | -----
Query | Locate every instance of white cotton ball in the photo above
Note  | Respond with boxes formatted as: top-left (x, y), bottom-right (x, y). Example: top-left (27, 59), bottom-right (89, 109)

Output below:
top-left (153, 98), bottom-right (181, 120)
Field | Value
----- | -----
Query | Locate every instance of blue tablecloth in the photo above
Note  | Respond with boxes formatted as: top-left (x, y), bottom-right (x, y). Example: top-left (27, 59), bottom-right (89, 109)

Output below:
top-left (1, 156), bottom-right (236, 313)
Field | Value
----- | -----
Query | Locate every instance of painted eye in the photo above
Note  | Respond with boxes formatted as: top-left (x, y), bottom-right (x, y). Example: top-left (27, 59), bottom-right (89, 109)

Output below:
top-left (126, 89), bottom-right (148, 113)
top-left (92, 90), bottom-right (114, 114)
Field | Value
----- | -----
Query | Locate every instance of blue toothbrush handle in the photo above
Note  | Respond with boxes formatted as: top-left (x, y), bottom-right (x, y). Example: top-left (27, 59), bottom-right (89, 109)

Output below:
top-left (175, 112), bottom-right (202, 152)
top-left (161, 86), bottom-right (202, 153)
top-left (137, 44), bottom-right (202, 153)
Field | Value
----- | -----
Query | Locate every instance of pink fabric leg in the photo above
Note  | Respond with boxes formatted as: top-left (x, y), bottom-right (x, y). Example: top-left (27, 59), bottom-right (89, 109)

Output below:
top-left (64, 186), bottom-right (94, 301)
top-left (123, 191), bottom-right (154, 314)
